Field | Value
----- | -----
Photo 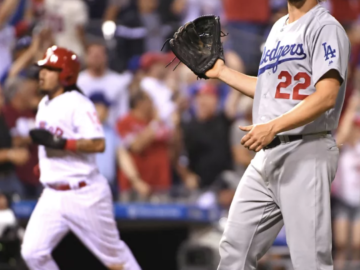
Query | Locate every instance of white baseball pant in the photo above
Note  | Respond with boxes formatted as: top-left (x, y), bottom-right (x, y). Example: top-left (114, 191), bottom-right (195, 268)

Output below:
top-left (218, 133), bottom-right (339, 270)
top-left (21, 175), bottom-right (141, 270)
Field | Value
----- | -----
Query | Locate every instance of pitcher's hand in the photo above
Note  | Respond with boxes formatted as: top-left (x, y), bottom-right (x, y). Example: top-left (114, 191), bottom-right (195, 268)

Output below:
top-left (205, 59), bottom-right (225, 79)
top-left (240, 123), bottom-right (276, 152)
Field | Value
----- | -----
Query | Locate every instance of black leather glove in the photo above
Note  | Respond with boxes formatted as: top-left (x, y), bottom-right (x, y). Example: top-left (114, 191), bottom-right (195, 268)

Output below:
top-left (29, 129), bottom-right (67, 149)
top-left (165, 15), bottom-right (225, 79)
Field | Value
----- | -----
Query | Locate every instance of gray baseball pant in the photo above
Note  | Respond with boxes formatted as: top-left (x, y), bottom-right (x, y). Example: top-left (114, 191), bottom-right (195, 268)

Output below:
top-left (218, 133), bottom-right (339, 270)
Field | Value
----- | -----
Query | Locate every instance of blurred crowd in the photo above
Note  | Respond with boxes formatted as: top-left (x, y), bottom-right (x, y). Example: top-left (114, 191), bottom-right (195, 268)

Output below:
top-left (0, 0), bottom-right (360, 268)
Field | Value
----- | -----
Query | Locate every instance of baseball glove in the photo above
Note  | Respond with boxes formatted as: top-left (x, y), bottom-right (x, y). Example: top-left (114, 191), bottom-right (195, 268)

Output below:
top-left (162, 15), bottom-right (225, 79)
top-left (30, 129), bottom-right (67, 149)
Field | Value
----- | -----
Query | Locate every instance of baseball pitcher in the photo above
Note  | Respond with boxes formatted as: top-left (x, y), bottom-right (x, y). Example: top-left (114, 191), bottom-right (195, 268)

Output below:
top-left (166, 0), bottom-right (350, 269)
top-left (21, 46), bottom-right (141, 270)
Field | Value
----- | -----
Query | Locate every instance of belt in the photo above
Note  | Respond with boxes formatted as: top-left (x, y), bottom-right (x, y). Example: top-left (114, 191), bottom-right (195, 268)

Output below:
top-left (46, 181), bottom-right (87, 191)
top-left (264, 131), bottom-right (331, 150)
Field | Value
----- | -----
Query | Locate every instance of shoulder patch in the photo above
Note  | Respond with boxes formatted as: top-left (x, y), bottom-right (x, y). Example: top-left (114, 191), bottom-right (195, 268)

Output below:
top-left (322, 42), bottom-right (336, 61)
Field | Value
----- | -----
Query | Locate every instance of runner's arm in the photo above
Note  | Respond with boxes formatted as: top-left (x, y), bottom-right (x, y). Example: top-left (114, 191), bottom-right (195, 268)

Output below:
top-left (70, 138), bottom-right (105, 153)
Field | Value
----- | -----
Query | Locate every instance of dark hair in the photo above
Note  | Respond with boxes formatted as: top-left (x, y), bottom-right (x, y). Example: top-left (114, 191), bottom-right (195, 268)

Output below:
top-left (64, 85), bottom-right (84, 94)
top-left (129, 90), bottom-right (148, 109)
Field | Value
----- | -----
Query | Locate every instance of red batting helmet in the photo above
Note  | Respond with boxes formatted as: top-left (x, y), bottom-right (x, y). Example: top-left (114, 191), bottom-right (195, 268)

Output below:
top-left (36, 46), bottom-right (80, 86)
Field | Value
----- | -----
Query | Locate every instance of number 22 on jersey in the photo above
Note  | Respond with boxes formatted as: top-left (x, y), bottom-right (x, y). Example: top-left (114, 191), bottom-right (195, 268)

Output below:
top-left (275, 71), bottom-right (311, 100)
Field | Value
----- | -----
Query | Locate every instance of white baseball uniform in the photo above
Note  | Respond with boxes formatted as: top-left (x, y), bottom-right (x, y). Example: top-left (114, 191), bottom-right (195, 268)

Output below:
top-left (218, 4), bottom-right (350, 270)
top-left (21, 91), bottom-right (141, 270)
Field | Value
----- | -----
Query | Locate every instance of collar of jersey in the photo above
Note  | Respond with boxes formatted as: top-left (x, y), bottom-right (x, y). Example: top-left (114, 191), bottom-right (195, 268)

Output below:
top-left (283, 4), bottom-right (321, 28)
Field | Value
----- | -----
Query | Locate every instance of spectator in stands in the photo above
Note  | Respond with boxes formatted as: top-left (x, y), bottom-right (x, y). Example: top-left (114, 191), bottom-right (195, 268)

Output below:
top-left (231, 96), bottom-right (255, 180)
top-left (103, 0), bottom-right (175, 72)
top-left (89, 92), bottom-right (119, 197)
top-left (117, 90), bottom-right (172, 201)
top-left (89, 91), bottom-right (151, 201)
top-left (341, 23), bottom-right (360, 117)
top-left (7, 0), bottom-right (35, 38)
top-left (127, 55), bottom-right (146, 96)
top-left (2, 77), bottom-right (41, 199)
top-left (84, 0), bottom-right (108, 21)
top-left (185, 50), bottom-right (245, 116)
top-left (140, 52), bottom-right (176, 125)
top-left (20, 0), bottom-right (45, 23)
top-left (328, 0), bottom-right (360, 25)
top-left (83, 0), bottom-right (109, 40)
top-left (347, 23), bottom-right (360, 92)
top-left (0, 193), bottom-right (16, 238)
top-left (0, 192), bottom-right (20, 268)
top-left (177, 83), bottom-right (239, 191)
top-left (171, 0), bottom-right (223, 24)
top-left (41, 0), bottom-right (88, 60)
top-left (78, 42), bottom-right (131, 128)
top-left (0, 0), bottom-right (20, 81)
top-left (1, 25), bottom-right (54, 86)
top-left (333, 94), bottom-right (360, 269)
top-left (1, 35), bottom-right (32, 84)
top-left (104, 0), bottom-right (161, 52)
top-left (0, 84), bottom-right (29, 197)
top-left (223, 0), bottom-right (270, 75)
top-left (216, 95), bottom-right (255, 209)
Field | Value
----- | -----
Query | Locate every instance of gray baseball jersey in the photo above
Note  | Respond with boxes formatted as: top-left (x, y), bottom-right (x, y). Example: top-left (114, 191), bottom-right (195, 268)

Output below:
top-left (253, 4), bottom-right (350, 135)
top-left (217, 4), bottom-right (350, 270)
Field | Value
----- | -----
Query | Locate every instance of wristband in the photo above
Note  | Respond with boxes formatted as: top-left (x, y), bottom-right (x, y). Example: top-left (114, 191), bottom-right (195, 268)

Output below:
top-left (64, 139), bottom-right (77, 151)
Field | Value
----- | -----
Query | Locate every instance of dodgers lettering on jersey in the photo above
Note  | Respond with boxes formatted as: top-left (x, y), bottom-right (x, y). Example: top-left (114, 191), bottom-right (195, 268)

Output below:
top-left (36, 91), bottom-right (104, 185)
top-left (253, 4), bottom-right (350, 135)
top-left (258, 42), bottom-right (307, 76)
